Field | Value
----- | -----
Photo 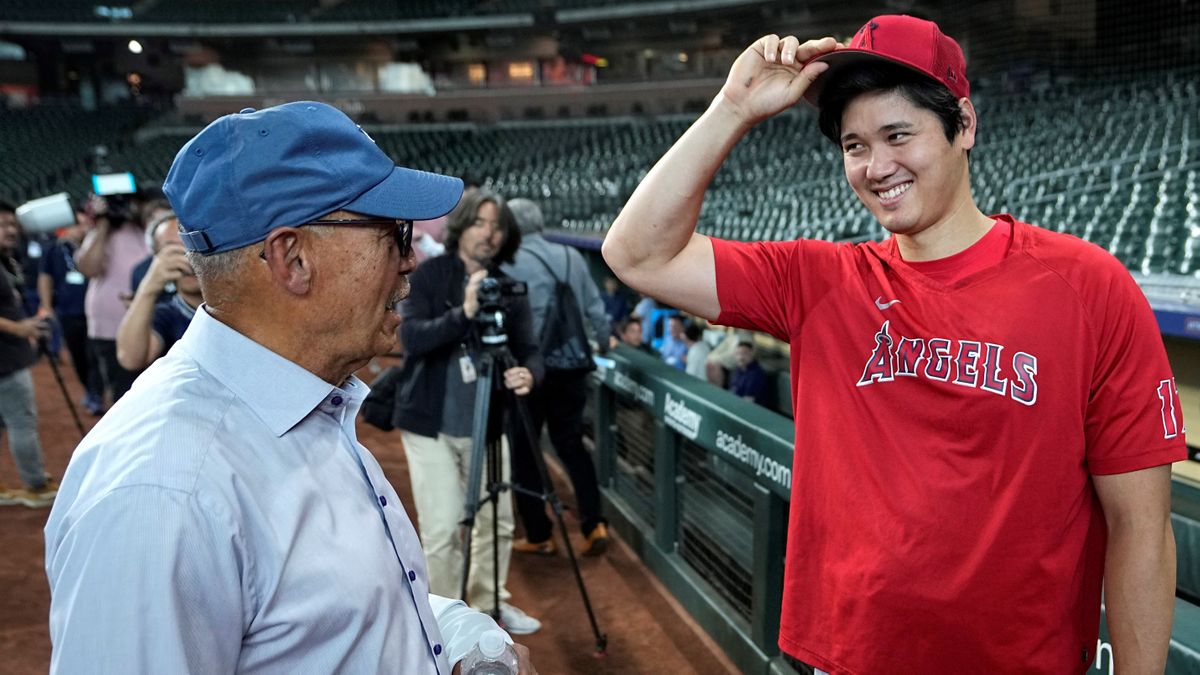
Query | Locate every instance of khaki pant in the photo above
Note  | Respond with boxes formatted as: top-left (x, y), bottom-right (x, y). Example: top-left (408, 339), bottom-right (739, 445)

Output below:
top-left (400, 431), bottom-right (514, 612)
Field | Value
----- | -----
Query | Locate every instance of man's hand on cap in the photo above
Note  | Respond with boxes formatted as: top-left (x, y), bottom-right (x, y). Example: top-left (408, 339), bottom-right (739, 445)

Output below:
top-left (718, 35), bottom-right (840, 128)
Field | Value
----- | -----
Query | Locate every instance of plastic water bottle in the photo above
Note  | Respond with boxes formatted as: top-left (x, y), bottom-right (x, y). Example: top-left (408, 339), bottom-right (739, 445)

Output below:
top-left (461, 629), bottom-right (518, 675)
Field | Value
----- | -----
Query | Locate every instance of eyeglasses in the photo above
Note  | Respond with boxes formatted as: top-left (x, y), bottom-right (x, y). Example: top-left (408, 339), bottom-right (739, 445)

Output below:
top-left (259, 218), bottom-right (414, 260)
top-left (311, 218), bottom-right (413, 258)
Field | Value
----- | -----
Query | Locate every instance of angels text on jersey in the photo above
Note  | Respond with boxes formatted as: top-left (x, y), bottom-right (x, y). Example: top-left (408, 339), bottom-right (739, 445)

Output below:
top-left (857, 320), bottom-right (1038, 405)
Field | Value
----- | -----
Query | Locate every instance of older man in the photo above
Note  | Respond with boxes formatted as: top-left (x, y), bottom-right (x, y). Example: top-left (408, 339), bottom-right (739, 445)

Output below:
top-left (45, 102), bottom-right (535, 674)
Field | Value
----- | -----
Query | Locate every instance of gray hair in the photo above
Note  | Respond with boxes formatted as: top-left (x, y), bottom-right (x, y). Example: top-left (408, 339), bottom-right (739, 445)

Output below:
top-left (145, 211), bottom-right (177, 253)
top-left (185, 247), bottom-right (252, 298)
top-left (507, 198), bottom-right (544, 235)
top-left (183, 225), bottom-right (336, 304)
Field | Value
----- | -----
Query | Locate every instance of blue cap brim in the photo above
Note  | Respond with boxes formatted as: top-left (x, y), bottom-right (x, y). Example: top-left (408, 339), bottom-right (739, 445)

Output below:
top-left (343, 166), bottom-right (464, 221)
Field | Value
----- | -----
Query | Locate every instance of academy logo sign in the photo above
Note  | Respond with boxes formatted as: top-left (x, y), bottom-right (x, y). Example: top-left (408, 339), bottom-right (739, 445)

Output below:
top-left (613, 370), bottom-right (654, 406)
top-left (716, 430), bottom-right (792, 491)
top-left (664, 392), bottom-right (701, 440)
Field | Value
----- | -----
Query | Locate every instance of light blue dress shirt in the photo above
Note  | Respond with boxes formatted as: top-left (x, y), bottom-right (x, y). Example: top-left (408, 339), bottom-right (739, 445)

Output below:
top-left (45, 307), bottom-right (490, 674)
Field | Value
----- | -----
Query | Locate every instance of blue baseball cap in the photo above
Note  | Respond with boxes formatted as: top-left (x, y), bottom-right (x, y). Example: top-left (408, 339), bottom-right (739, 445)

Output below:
top-left (162, 101), bottom-right (464, 255)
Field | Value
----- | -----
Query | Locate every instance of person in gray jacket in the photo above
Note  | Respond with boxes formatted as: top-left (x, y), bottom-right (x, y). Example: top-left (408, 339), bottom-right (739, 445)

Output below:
top-left (501, 198), bottom-right (611, 556)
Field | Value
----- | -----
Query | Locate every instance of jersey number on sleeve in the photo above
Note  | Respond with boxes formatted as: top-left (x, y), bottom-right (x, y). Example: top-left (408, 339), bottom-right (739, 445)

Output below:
top-left (1158, 378), bottom-right (1182, 440)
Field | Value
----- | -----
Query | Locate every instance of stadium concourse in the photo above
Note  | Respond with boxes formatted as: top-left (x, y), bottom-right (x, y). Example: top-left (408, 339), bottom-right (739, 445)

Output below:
top-left (0, 356), bottom-right (738, 675)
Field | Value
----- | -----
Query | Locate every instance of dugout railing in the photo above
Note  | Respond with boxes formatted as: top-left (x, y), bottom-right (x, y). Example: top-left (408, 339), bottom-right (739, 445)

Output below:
top-left (591, 345), bottom-right (1200, 674)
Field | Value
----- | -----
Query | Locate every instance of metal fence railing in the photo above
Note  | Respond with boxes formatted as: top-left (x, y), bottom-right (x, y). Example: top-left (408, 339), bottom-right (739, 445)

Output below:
top-left (591, 346), bottom-right (792, 674)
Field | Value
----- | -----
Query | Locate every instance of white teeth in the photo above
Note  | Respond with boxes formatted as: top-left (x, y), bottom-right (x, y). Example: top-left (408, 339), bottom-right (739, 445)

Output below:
top-left (878, 183), bottom-right (911, 200)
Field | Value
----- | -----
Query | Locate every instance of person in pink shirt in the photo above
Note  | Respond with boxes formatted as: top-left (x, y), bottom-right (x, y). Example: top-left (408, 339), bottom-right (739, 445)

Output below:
top-left (74, 194), bottom-right (149, 405)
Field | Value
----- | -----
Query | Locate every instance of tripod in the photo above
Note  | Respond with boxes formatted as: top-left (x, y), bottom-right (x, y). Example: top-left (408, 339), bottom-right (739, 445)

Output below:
top-left (37, 331), bottom-right (86, 439)
top-left (459, 342), bottom-right (608, 656)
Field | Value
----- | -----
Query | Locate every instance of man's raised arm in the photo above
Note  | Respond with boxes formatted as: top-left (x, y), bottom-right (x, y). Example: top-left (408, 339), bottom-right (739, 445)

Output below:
top-left (601, 35), bottom-right (838, 321)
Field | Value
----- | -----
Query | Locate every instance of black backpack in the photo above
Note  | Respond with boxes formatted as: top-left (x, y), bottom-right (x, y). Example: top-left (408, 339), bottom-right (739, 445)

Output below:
top-left (526, 248), bottom-right (594, 373)
top-left (361, 365), bottom-right (403, 431)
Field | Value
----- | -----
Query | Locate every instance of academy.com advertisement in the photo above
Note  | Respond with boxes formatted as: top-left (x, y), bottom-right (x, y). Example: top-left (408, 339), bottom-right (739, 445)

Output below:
top-left (600, 354), bottom-right (794, 498)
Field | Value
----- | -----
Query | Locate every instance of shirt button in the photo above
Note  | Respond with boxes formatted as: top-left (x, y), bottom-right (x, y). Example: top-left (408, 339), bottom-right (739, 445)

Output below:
top-left (408, 570), bottom-right (417, 581)
top-left (331, 395), bottom-right (344, 406)
top-left (379, 495), bottom-right (387, 507)
top-left (433, 644), bottom-right (442, 655)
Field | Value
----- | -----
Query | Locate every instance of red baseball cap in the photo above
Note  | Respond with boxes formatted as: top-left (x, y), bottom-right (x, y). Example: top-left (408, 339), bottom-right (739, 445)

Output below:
top-left (803, 15), bottom-right (969, 107)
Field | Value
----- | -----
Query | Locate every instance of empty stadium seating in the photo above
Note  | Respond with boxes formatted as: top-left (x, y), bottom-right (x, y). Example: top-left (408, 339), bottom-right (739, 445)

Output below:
top-left (0, 0), bottom-right (626, 24)
top-left (2, 71), bottom-right (1197, 280)
top-left (0, 103), bottom-right (155, 206)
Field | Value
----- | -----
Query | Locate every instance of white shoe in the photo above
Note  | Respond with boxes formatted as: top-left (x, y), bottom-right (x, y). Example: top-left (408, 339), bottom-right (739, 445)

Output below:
top-left (498, 602), bottom-right (541, 635)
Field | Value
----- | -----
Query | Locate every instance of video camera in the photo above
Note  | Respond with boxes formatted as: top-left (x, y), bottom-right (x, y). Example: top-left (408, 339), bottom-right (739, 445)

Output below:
top-left (473, 275), bottom-right (527, 347)
top-left (16, 144), bottom-right (139, 235)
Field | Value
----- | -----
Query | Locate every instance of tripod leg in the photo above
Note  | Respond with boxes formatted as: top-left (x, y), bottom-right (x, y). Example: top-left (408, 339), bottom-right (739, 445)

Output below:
top-left (39, 338), bottom-right (86, 438)
top-left (492, 446), bottom-right (500, 623)
top-left (503, 356), bottom-right (608, 655)
top-left (460, 357), bottom-right (496, 606)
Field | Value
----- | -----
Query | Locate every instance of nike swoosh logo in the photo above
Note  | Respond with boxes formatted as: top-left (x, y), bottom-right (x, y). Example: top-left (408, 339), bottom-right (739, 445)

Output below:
top-left (875, 296), bottom-right (901, 310)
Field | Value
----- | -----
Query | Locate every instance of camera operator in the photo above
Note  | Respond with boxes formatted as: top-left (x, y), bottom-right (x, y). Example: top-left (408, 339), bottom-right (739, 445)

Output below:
top-left (0, 204), bottom-right (55, 508)
top-left (393, 189), bottom-right (544, 635)
top-left (73, 193), bottom-right (149, 404)
top-left (115, 212), bottom-right (200, 371)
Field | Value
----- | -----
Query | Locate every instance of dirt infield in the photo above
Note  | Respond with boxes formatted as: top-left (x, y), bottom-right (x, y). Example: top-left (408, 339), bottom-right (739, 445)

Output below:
top-left (0, 356), bottom-right (737, 674)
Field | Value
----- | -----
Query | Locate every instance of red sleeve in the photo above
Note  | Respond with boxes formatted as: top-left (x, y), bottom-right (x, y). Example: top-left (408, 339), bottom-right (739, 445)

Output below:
top-left (711, 237), bottom-right (846, 342)
top-left (1084, 254), bottom-right (1188, 474)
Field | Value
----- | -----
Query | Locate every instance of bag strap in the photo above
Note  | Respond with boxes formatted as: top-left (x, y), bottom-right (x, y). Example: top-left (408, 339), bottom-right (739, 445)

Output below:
top-left (524, 247), bottom-right (565, 284)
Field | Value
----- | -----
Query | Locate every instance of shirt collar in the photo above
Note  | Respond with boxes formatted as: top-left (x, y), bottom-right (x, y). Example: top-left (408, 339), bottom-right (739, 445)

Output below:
top-left (171, 293), bottom-right (198, 321)
top-left (178, 306), bottom-right (368, 437)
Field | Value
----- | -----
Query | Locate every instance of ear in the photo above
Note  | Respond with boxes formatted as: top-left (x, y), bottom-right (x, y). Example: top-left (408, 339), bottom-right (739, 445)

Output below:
top-left (261, 228), bottom-right (313, 296)
top-left (957, 97), bottom-right (979, 151)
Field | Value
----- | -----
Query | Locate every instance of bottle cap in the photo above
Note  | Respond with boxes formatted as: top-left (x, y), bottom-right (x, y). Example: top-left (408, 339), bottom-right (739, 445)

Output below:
top-left (478, 629), bottom-right (509, 659)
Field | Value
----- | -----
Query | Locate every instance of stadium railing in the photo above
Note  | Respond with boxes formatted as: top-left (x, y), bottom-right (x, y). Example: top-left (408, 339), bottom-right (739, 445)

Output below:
top-left (589, 345), bottom-right (1200, 674)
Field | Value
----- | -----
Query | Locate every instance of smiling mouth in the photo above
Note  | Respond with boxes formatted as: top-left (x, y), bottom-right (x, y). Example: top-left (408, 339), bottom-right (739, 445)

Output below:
top-left (875, 181), bottom-right (912, 204)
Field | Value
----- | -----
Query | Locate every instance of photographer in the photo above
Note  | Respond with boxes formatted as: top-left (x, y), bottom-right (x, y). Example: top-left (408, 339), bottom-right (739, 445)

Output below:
top-left (393, 189), bottom-right (544, 635)
top-left (73, 193), bottom-right (148, 404)
top-left (115, 213), bottom-right (200, 371)
top-left (0, 204), bottom-right (55, 508)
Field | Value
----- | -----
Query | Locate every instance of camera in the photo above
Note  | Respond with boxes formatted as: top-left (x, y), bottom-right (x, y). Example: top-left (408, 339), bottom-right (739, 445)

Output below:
top-left (473, 275), bottom-right (527, 347)
top-left (91, 192), bottom-right (135, 227)
top-left (16, 193), bottom-right (76, 234)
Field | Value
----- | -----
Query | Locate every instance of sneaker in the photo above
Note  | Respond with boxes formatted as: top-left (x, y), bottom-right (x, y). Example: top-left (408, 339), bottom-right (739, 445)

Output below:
top-left (581, 522), bottom-right (609, 557)
top-left (82, 392), bottom-right (105, 416)
top-left (498, 602), bottom-right (542, 635)
top-left (0, 487), bottom-right (20, 506)
top-left (5, 478), bottom-right (58, 508)
top-left (512, 537), bottom-right (557, 556)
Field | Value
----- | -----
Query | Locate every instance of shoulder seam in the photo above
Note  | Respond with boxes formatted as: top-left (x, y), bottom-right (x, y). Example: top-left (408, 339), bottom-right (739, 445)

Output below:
top-left (1019, 241), bottom-right (1102, 363)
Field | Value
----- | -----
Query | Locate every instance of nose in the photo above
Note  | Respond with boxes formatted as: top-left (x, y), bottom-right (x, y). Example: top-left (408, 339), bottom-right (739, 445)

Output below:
top-left (865, 146), bottom-right (898, 183)
top-left (398, 251), bottom-right (417, 275)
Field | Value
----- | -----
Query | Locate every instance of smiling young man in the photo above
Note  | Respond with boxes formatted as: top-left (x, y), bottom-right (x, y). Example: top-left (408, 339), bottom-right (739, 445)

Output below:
top-left (603, 15), bottom-right (1183, 675)
top-left (45, 102), bottom-right (537, 675)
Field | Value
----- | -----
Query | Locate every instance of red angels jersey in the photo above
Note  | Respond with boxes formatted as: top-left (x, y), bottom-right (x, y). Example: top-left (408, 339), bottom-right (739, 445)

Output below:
top-left (711, 215), bottom-right (1186, 675)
